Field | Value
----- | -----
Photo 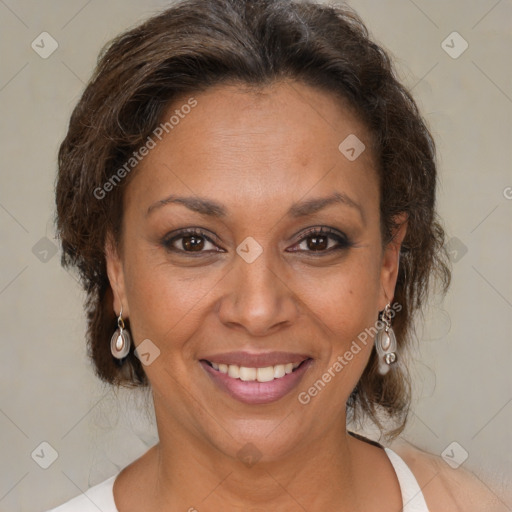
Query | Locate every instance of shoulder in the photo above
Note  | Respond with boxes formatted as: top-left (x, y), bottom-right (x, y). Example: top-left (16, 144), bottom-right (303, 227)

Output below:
top-left (389, 438), bottom-right (511, 512)
top-left (45, 474), bottom-right (118, 512)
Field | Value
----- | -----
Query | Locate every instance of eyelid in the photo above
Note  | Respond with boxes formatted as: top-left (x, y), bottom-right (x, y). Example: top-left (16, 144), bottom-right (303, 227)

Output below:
top-left (296, 225), bottom-right (349, 242)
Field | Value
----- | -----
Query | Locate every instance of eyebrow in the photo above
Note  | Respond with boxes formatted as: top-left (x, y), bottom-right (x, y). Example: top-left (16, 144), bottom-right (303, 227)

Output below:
top-left (146, 191), bottom-right (364, 221)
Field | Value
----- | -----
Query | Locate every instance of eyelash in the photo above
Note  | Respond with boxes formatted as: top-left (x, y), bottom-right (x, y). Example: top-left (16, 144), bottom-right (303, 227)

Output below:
top-left (162, 226), bottom-right (353, 256)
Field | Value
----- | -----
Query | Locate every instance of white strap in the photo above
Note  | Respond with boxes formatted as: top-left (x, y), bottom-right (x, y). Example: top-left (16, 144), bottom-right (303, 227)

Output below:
top-left (384, 447), bottom-right (430, 512)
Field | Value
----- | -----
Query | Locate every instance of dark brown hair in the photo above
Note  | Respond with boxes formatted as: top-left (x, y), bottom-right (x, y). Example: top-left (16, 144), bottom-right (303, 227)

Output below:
top-left (55, 0), bottom-right (450, 438)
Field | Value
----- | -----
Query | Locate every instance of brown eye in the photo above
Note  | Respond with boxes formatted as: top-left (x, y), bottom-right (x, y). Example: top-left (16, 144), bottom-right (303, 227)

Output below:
top-left (291, 227), bottom-right (352, 254)
top-left (181, 234), bottom-right (206, 252)
top-left (163, 228), bottom-right (219, 254)
top-left (304, 233), bottom-right (330, 251)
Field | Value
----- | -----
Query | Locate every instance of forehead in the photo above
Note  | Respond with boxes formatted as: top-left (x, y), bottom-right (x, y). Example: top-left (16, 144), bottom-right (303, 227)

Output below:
top-left (126, 81), bottom-right (378, 216)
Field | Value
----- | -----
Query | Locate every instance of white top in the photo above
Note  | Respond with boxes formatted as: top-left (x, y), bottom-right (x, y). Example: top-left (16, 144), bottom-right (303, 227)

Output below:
top-left (384, 447), bottom-right (430, 512)
top-left (47, 447), bottom-right (429, 511)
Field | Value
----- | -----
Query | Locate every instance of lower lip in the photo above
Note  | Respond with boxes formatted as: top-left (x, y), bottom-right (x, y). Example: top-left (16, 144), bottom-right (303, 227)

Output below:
top-left (200, 359), bottom-right (313, 405)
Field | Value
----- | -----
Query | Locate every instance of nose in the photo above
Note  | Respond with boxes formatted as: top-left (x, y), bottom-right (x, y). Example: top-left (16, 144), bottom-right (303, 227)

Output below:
top-left (217, 246), bottom-right (299, 337)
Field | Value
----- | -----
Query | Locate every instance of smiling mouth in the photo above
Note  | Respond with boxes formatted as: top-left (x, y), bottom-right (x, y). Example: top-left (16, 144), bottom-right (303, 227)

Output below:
top-left (201, 359), bottom-right (311, 383)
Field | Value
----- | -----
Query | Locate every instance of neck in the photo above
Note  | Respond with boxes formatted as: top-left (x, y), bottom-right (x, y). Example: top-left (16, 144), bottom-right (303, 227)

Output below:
top-left (148, 408), bottom-right (366, 511)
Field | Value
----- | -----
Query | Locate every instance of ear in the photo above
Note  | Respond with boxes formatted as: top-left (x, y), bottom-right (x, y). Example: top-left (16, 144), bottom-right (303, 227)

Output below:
top-left (105, 232), bottom-right (129, 317)
top-left (378, 213), bottom-right (408, 311)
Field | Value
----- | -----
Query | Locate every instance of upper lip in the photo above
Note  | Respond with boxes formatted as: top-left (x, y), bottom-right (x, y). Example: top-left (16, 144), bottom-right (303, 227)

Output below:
top-left (201, 351), bottom-right (311, 368)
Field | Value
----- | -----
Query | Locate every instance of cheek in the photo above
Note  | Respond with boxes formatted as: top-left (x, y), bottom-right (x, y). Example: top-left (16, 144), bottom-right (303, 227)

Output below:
top-left (122, 248), bottom-right (221, 352)
top-left (299, 251), bottom-right (382, 336)
top-left (301, 251), bottom-right (382, 378)
top-left (291, 251), bottom-right (382, 406)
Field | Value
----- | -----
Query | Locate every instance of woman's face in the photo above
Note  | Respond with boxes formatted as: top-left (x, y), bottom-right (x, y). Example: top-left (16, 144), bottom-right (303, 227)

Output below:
top-left (106, 81), bottom-right (404, 461)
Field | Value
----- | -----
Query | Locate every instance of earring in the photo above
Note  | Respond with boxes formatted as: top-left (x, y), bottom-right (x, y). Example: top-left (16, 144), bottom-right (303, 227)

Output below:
top-left (375, 303), bottom-right (398, 375)
top-left (110, 307), bottom-right (132, 360)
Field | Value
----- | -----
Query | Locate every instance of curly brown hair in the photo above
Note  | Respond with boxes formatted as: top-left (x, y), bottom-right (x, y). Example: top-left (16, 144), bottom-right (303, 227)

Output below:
top-left (55, 0), bottom-right (450, 438)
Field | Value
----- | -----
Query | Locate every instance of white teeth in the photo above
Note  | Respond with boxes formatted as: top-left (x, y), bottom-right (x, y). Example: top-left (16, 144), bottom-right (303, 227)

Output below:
top-left (274, 364), bottom-right (286, 378)
top-left (239, 367), bottom-right (257, 381)
top-left (256, 366), bottom-right (275, 382)
top-left (227, 364), bottom-right (240, 379)
top-left (207, 360), bottom-right (305, 382)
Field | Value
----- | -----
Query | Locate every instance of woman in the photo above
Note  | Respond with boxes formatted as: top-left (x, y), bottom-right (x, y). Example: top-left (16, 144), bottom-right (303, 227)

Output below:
top-left (48, 0), bottom-right (506, 510)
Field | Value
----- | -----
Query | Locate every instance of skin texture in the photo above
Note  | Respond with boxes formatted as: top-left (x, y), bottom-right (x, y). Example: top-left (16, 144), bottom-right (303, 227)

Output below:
top-left (105, 80), bottom-right (417, 511)
top-left (390, 440), bottom-right (512, 512)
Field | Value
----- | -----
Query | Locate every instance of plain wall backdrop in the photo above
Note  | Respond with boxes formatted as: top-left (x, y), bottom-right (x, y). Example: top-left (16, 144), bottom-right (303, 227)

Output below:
top-left (0, 0), bottom-right (511, 510)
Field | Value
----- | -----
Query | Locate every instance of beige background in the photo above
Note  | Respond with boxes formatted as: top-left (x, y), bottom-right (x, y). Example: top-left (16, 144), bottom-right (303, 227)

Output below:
top-left (0, 0), bottom-right (511, 510)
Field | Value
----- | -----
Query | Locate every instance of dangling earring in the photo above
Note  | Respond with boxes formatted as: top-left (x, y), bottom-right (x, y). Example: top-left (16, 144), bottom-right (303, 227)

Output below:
top-left (111, 307), bottom-right (131, 360)
top-left (375, 303), bottom-right (398, 375)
